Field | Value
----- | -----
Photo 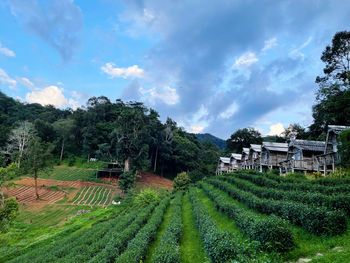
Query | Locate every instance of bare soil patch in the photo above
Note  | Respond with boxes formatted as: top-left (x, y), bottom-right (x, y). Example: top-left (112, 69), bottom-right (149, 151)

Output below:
top-left (137, 171), bottom-right (173, 189)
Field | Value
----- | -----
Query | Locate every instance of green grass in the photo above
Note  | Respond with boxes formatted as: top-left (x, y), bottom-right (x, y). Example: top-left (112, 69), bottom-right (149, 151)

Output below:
top-left (180, 192), bottom-right (210, 263)
top-left (144, 199), bottom-right (174, 263)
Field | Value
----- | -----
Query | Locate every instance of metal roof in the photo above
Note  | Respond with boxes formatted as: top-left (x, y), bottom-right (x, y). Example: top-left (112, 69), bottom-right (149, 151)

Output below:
top-left (242, 148), bottom-right (250, 154)
top-left (328, 125), bottom-right (350, 135)
top-left (230, 153), bottom-right (242, 160)
top-left (290, 139), bottom-right (325, 152)
top-left (262, 142), bottom-right (288, 152)
top-left (250, 144), bottom-right (261, 152)
top-left (219, 157), bottom-right (230, 163)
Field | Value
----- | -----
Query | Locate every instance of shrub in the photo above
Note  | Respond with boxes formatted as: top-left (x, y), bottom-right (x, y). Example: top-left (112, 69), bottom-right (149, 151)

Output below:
top-left (134, 189), bottom-right (160, 207)
top-left (0, 197), bottom-right (19, 232)
top-left (188, 170), bottom-right (205, 183)
top-left (270, 169), bottom-right (280, 175)
top-left (285, 172), bottom-right (307, 180)
top-left (173, 172), bottom-right (190, 191)
top-left (118, 171), bottom-right (137, 193)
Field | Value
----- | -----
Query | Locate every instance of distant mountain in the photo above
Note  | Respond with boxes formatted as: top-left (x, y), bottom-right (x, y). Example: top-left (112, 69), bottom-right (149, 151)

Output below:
top-left (196, 133), bottom-right (226, 149)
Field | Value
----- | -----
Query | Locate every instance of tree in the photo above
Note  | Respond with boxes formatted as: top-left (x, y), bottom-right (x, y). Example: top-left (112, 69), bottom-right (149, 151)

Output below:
top-left (111, 101), bottom-right (150, 171)
top-left (21, 138), bottom-right (53, 199)
top-left (282, 123), bottom-right (309, 141)
top-left (118, 171), bottom-right (137, 194)
top-left (7, 121), bottom-right (35, 168)
top-left (226, 127), bottom-right (262, 153)
top-left (338, 129), bottom-right (350, 168)
top-left (0, 197), bottom-right (19, 232)
top-left (53, 118), bottom-right (75, 162)
top-left (173, 172), bottom-right (191, 191)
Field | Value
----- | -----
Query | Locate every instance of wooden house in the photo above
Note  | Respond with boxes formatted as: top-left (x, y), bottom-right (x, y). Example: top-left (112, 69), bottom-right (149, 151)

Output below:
top-left (216, 157), bottom-right (231, 175)
top-left (96, 162), bottom-right (123, 179)
top-left (229, 153), bottom-right (242, 171)
top-left (316, 125), bottom-right (350, 175)
top-left (280, 140), bottom-right (325, 174)
top-left (241, 148), bottom-right (250, 169)
top-left (260, 142), bottom-right (288, 172)
top-left (248, 144), bottom-right (261, 170)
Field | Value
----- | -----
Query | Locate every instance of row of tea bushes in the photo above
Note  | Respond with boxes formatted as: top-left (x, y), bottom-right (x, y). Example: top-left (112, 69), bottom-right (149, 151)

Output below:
top-left (198, 181), bottom-right (294, 252)
top-left (208, 178), bottom-right (347, 236)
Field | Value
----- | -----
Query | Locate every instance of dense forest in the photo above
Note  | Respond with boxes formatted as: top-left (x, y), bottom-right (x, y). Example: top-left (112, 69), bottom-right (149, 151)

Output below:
top-left (0, 93), bottom-right (218, 180)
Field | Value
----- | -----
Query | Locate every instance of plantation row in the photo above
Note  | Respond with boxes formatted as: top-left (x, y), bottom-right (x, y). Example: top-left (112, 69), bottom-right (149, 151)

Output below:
top-left (198, 181), bottom-right (294, 252)
top-left (224, 174), bottom-right (350, 215)
top-left (208, 178), bottom-right (347, 236)
top-left (188, 187), bottom-right (271, 263)
top-left (236, 171), bottom-right (350, 195)
top-left (71, 186), bottom-right (112, 206)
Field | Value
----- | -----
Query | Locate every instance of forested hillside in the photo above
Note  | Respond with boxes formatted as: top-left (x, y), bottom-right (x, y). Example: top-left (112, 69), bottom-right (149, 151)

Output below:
top-left (196, 133), bottom-right (226, 149)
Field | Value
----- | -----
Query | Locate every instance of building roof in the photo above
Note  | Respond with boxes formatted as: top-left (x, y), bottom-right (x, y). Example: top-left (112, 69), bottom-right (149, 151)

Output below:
top-left (262, 142), bottom-right (288, 152)
top-left (328, 125), bottom-right (350, 135)
top-left (242, 148), bottom-right (250, 154)
top-left (290, 139), bottom-right (325, 152)
top-left (230, 153), bottom-right (242, 160)
top-left (250, 144), bottom-right (261, 152)
top-left (219, 157), bottom-right (230, 164)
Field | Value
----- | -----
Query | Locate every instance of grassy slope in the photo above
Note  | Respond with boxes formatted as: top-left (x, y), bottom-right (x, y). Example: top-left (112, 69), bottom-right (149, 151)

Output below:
top-left (208, 179), bottom-right (350, 262)
top-left (180, 193), bottom-right (210, 263)
top-left (144, 199), bottom-right (174, 263)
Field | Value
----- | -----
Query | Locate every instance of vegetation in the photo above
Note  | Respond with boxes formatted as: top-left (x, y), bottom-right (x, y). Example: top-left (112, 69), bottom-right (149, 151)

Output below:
top-left (173, 172), bottom-right (191, 191)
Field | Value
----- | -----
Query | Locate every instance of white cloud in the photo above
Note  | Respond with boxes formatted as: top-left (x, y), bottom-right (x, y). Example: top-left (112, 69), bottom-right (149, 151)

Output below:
top-left (262, 37), bottom-right (277, 51)
top-left (18, 77), bottom-right (35, 90)
top-left (267, 122), bottom-right (285, 136)
top-left (219, 102), bottom-right (239, 119)
top-left (139, 85), bottom-right (179, 105)
top-left (0, 68), bottom-right (17, 89)
top-left (233, 52), bottom-right (259, 68)
top-left (25, 85), bottom-right (81, 109)
top-left (189, 125), bottom-right (204, 134)
top-left (0, 42), bottom-right (15, 57)
top-left (101, 63), bottom-right (144, 79)
top-left (289, 37), bottom-right (312, 58)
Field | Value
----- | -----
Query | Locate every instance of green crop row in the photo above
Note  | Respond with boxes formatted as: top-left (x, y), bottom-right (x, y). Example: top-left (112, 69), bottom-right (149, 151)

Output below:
top-left (198, 181), bottom-right (294, 252)
top-left (208, 178), bottom-right (347, 236)
top-left (115, 196), bottom-right (171, 263)
top-left (153, 192), bottom-right (183, 263)
top-left (88, 202), bottom-right (159, 263)
top-left (223, 175), bottom-right (350, 216)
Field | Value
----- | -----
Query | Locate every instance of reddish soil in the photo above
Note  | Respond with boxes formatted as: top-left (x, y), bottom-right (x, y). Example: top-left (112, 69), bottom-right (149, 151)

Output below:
top-left (137, 172), bottom-right (173, 189)
top-left (4, 186), bottom-right (65, 205)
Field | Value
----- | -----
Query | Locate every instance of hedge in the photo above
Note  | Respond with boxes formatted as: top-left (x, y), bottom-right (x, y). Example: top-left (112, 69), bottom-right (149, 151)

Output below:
top-left (115, 196), bottom-right (171, 263)
top-left (198, 181), bottom-right (294, 252)
top-left (153, 192), bottom-right (183, 263)
top-left (223, 174), bottom-right (350, 216)
top-left (208, 178), bottom-right (347, 236)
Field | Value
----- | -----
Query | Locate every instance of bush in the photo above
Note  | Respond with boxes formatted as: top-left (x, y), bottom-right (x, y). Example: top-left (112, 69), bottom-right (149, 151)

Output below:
top-left (173, 172), bottom-right (190, 191)
top-left (209, 177), bottom-right (347, 236)
top-left (0, 197), bottom-right (19, 232)
top-left (285, 172), bottom-right (307, 180)
top-left (270, 169), bottom-right (280, 175)
top-left (118, 171), bottom-right (137, 193)
top-left (134, 189), bottom-right (160, 207)
top-left (198, 182), bottom-right (294, 252)
top-left (188, 170), bottom-right (205, 183)
top-left (67, 155), bottom-right (76, 167)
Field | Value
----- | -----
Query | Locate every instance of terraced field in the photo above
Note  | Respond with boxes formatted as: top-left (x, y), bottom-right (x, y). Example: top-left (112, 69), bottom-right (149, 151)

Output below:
top-left (4, 171), bottom-right (350, 263)
top-left (71, 186), bottom-right (113, 206)
top-left (5, 186), bottom-right (65, 204)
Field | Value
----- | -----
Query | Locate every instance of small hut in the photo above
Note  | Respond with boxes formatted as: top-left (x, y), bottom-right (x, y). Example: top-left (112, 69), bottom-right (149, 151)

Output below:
top-left (96, 162), bottom-right (123, 179)
top-left (229, 153), bottom-right (242, 171)
top-left (216, 157), bottom-right (230, 175)
top-left (260, 142), bottom-right (288, 172)
top-left (248, 144), bottom-right (261, 170)
top-left (241, 148), bottom-right (250, 169)
top-left (316, 125), bottom-right (350, 175)
top-left (280, 140), bottom-right (325, 174)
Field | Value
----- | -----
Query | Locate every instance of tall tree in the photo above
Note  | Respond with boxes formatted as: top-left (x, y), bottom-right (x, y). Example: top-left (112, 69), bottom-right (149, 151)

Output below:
top-left (21, 138), bottom-right (53, 199)
top-left (7, 121), bottom-right (35, 168)
top-left (282, 123), bottom-right (309, 141)
top-left (53, 118), bottom-right (75, 162)
top-left (226, 127), bottom-right (262, 153)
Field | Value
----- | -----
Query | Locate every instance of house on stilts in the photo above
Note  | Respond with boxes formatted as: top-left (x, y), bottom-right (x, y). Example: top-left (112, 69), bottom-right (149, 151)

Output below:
top-left (260, 142), bottom-right (288, 172)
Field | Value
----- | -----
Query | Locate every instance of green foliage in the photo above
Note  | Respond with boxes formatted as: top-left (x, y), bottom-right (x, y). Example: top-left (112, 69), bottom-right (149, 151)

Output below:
top-left (0, 197), bottom-right (19, 232)
top-left (173, 172), bottom-right (190, 191)
top-left (118, 171), bottom-right (137, 193)
top-left (285, 172), bottom-right (307, 180)
top-left (188, 170), bottom-right (205, 183)
top-left (198, 181), bottom-right (294, 252)
top-left (134, 189), bottom-right (161, 207)
top-left (338, 129), bottom-right (350, 168)
top-left (196, 133), bottom-right (226, 149)
top-left (153, 192), bottom-right (183, 263)
top-left (226, 127), bottom-right (262, 153)
top-left (210, 176), bottom-right (347, 236)
top-left (328, 168), bottom-right (350, 179)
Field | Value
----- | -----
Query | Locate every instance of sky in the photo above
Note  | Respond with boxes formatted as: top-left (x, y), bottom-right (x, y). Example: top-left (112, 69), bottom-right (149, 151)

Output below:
top-left (1, 0), bottom-right (350, 139)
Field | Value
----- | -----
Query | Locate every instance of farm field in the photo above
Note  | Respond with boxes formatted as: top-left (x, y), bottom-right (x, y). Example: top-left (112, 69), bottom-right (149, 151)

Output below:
top-left (3, 170), bottom-right (350, 262)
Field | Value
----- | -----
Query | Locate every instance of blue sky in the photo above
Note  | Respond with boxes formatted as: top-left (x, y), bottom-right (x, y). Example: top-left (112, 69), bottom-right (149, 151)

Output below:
top-left (1, 0), bottom-right (350, 139)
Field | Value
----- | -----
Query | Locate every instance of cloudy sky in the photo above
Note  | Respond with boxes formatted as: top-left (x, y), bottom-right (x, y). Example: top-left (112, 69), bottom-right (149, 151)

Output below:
top-left (1, 0), bottom-right (350, 139)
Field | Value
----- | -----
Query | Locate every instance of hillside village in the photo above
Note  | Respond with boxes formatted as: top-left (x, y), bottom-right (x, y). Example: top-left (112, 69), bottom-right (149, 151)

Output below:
top-left (217, 125), bottom-right (350, 176)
